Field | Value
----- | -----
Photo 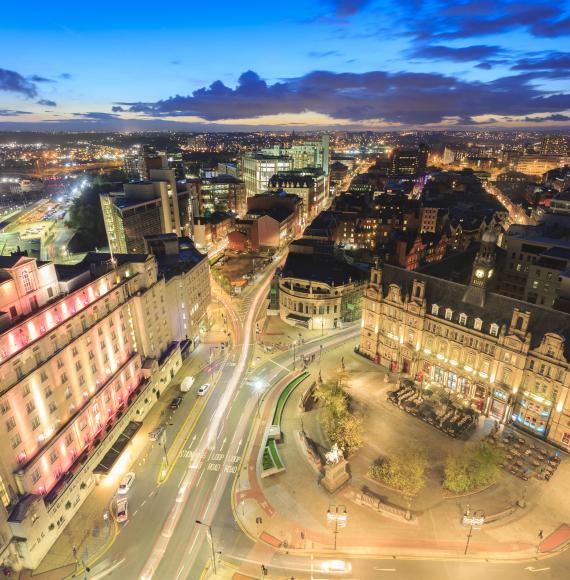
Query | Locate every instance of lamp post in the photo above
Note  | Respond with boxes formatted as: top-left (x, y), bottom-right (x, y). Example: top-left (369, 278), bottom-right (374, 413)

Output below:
top-left (462, 509), bottom-right (485, 556)
top-left (195, 520), bottom-right (217, 575)
top-left (327, 505), bottom-right (348, 550)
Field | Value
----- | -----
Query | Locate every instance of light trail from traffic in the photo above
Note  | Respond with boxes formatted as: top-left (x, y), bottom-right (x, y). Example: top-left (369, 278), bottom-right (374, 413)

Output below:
top-left (139, 263), bottom-right (276, 579)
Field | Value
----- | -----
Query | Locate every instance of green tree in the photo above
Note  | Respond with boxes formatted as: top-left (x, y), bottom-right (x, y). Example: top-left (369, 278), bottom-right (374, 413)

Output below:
top-left (443, 442), bottom-right (504, 494)
top-left (369, 447), bottom-right (428, 497)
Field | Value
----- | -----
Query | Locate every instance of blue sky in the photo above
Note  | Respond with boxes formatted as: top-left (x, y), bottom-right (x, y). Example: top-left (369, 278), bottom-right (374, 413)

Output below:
top-left (1, 0), bottom-right (570, 129)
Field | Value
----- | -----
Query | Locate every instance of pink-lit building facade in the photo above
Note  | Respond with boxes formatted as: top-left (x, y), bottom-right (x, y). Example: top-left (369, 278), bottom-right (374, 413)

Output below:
top-left (0, 248), bottom-right (209, 570)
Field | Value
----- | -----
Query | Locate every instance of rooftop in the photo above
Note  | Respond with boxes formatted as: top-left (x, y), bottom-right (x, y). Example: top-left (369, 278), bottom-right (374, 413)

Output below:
top-left (281, 252), bottom-right (367, 286)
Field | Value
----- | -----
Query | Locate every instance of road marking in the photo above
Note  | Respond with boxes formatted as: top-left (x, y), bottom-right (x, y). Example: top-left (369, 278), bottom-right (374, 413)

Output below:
top-left (374, 568), bottom-right (397, 572)
top-left (140, 500), bottom-right (146, 507)
top-left (197, 470), bottom-right (204, 485)
top-left (524, 567), bottom-right (551, 572)
top-left (89, 558), bottom-right (126, 580)
top-left (175, 563), bottom-right (185, 580)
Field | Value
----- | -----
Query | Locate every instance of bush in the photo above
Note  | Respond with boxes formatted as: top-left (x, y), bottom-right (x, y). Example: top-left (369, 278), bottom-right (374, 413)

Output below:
top-left (369, 447), bottom-right (428, 497)
top-left (443, 442), bottom-right (504, 493)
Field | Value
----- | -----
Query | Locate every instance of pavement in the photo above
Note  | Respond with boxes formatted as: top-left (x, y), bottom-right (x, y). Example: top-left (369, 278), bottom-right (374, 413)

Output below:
top-left (25, 258), bottom-right (570, 580)
top-left (30, 296), bottom-right (233, 577)
top-left (229, 329), bottom-right (570, 568)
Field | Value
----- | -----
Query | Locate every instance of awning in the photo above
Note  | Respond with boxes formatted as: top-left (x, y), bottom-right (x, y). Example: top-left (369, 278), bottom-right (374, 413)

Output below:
top-left (93, 421), bottom-right (142, 475)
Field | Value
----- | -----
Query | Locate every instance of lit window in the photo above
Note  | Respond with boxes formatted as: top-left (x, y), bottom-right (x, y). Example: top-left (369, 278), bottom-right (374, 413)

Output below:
top-left (490, 323), bottom-right (499, 337)
top-left (474, 318), bottom-right (483, 331)
top-left (431, 304), bottom-right (439, 315)
top-left (445, 308), bottom-right (453, 321)
top-left (459, 313), bottom-right (467, 325)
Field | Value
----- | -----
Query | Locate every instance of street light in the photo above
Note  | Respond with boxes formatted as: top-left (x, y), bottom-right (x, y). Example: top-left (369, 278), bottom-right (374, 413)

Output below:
top-left (195, 520), bottom-right (217, 575)
top-left (327, 505), bottom-right (348, 550)
top-left (462, 509), bottom-right (485, 555)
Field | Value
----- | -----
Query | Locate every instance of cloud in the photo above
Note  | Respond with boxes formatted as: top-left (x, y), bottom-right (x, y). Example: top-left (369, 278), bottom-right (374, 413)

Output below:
top-left (72, 111), bottom-right (121, 120)
top-left (37, 99), bottom-right (57, 107)
top-left (170, 60), bottom-right (182, 65)
top-left (28, 75), bottom-right (55, 83)
top-left (330, 1), bottom-right (371, 17)
top-left (511, 51), bottom-right (570, 71)
top-left (522, 113), bottom-right (570, 122)
top-left (0, 109), bottom-right (31, 116)
top-left (120, 68), bottom-right (570, 126)
top-left (0, 68), bottom-right (39, 98)
top-left (408, 1), bottom-right (570, 40)
top-left (308, 50), bottom-right (342, 58)
top-left (408, 44), bottom-right (503, 62)
top-left (59, 73), bottom-right (73, 79)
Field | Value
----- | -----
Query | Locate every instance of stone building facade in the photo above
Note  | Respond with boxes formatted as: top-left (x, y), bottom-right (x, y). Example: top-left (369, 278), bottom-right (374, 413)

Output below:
top-left (358, 233), bottom-right (570, 448)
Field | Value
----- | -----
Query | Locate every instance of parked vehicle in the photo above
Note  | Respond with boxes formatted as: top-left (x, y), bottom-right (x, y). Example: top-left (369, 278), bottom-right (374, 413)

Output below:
top-left (118, 472), bottom-right (135, 494)
top-left (180, 376), bottom-right (195, 393)
top-left (116, 497), bottom-right (128, 523)
top-left (197, 383), bottom-right (211, 396)
top-left (170, 396), bottom-right (183, 409)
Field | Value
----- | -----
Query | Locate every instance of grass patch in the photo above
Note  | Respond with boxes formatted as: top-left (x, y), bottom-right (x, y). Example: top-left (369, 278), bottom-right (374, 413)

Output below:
top-left (262, 447), bottom-right (274, 471)
top-left (267, 439), bottom-right (284, 470)
top-left (273, 371), bottom-right (309, 426)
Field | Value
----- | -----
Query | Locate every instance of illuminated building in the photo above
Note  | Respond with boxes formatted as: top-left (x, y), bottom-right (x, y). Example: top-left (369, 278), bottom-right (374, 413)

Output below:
top-left (261, 135), bottom-right (331, 175)
top-left (390, 144), bottom-right (429, 176)
top-left (278, 243), bottom-right (366, 330)
top-left (539, 136), bottom-right (568, 157)
top-left (100, 169), bottom-right (194, 254)
top-left (240, 153), bottom-right (293, 199)
top-left (198, 174), bottom-right (246, 216)
top-left (0, 245), bottom-right (209, 569)
top-left (268, 169), bottom-right (328, 224)
top-left (358, 232), bottom-right (570, 448)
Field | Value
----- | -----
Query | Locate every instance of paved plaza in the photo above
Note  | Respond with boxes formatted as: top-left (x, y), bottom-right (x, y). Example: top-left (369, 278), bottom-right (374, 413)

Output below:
top-left (234, 321), bottom-right (570, 560)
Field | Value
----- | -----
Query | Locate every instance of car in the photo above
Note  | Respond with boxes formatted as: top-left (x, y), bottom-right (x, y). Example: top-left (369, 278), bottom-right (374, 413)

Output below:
top-left (180, 376), bottom-right (195, 392)
top-left (320, 560), bottom-right (352, 574)
top-left (170, 396), bottom-right (183, 409)
top-left (148, 425), bottom-right (165, 441)
top-left (118, 472), bottom-right (135, 494)
top-left (116, 497), bottom-right (128, 523)
top-left (197, 383), bottom-right (211, 396)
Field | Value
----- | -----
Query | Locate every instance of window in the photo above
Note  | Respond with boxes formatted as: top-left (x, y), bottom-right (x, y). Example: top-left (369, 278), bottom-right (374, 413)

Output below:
top-left (31, 416), bottom-right (40, 430)
top-left (78, 418), bottom-right (87, 431)
top-left (445, 308), bottom-right (453, 321)
top-left (44, 387), bottom-right (53, 398)
top-left (72, 347), bottom-right (78, 357)
top-left (48, 401), bottom-right (57, 414)
top-left (65, 433), bottom-right (74, 446)
top-left (22, 384), bottom-right (31, 397)
top-left (75, 361), bottom-right (82, 371)
top-left (60, 373), bottom-right (68, 384)
top-left (31, 468), bottom-right (41, 484)
top-left (11, 433), bottom-right (22, 449)
top-left (0, 401), bottom-right (10, 415)
top-left (459, 313), bottom-right (467, 326)
top-left (40, 370), bottom-right (48, 382)
top-left (21, 269), bottom-right (33, 293)
top-left (431, 304), bottom-right (439, 315)
top-left (64, 387), bottom-right (72, 400)
top-left (26, 401), bottom-right (36, 415)
top-left (57, 358), bottom-right (64, 369)
top-left (490, 323), bottom-right (499, 337)
top-left (474, 318), bottom-right (483, 331)
top-left (47, 286), bottom-right (54, 298)
top-left (5, 417), bottom-right (16, 431)
top-left (49, 450), bottom-right (58, 464)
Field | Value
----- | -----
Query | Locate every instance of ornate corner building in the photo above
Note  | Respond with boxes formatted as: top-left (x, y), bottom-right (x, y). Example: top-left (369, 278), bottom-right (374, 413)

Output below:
top-left (358, 232), bottom-right (570, 449)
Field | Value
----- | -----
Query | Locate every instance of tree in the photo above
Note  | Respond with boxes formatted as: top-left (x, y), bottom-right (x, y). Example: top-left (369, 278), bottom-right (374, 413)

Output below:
top-left (314, 378), bottom-right (363, 456)
top-left (443, 442), bottom-right (504, 493)
top-left (66, 181), bottom-right (117, 252)
top-left (369, 447), bottom-right (428, 497)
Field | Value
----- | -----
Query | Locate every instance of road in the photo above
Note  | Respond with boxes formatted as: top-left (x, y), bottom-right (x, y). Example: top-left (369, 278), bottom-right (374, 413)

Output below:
top-left (83, 267), bottom-right (570, 580)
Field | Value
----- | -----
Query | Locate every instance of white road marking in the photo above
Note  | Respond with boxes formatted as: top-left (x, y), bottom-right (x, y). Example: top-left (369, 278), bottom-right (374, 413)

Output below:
top-left (374, 568), bottom-right (397, 572)
top-left (197, 470), bottom-right (204, 485)
top-left (524, 567), bottom-right (551, 573)
top-left (89, 558), bottom-right (126, 580)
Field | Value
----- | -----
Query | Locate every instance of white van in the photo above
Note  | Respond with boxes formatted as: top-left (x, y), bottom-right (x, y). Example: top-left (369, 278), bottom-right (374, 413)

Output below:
top-left (180, 376), bottom-right (195, 393)
top-left (197, 383), bottom-right (211, 396)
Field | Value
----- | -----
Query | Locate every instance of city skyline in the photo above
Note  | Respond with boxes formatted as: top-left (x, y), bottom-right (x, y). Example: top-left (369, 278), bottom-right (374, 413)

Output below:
top-left (1, 0), bottom-right (570, 130)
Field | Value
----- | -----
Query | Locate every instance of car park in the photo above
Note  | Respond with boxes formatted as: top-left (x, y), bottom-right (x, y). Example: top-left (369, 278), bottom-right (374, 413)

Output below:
top-left (118, 472), bottom-right (135, 494)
